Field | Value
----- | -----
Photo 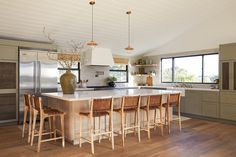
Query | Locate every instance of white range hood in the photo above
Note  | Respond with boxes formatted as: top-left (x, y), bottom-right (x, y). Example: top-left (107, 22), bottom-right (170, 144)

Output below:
top-left (84, 47), bottom-right (114, 66)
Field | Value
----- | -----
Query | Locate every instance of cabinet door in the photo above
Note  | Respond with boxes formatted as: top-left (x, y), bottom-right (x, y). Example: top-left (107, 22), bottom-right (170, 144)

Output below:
top-left (222, 62), bottom-right (229, 90)
top-left (0, 61), bottom-right (17, 122)
top-left (0, 93), bottom-right (17, 121)
top-left (234, 62), bottom-right (236, 90)
top-left (220, 91), bottom-right (236, 121)
top-left (202, 91), bottom-right (219, 118)
top-left (185, 90), bottom-right (202, 115)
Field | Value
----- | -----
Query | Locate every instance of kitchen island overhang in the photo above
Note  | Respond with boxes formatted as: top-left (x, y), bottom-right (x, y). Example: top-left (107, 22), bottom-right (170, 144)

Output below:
top-left (42, 89), bottom-right (181, 145)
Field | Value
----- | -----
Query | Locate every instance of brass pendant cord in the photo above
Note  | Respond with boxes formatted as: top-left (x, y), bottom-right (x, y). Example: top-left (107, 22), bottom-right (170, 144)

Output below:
top-left (88, 1), bottom-right (97, 46)
top-left (128, 12), bottom-right (130, 47)
top-left (91, 3), bottom-right (94, 42)
top-left (125, 11), bottom-right (133, 52)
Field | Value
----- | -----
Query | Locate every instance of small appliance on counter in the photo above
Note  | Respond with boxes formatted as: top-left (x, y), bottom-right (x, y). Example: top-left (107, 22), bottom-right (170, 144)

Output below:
top-left (78, 80), bottom-right (88, 88)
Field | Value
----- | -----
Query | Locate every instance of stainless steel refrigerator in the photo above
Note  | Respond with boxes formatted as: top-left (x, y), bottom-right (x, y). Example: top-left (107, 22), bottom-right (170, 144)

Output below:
top-left (19, 49), bottom-right (58, 123)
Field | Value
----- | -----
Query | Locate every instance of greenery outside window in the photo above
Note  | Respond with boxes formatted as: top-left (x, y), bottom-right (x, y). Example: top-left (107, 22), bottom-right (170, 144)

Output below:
top-left (58, 62), bottom-right (80, 83)
top-left (161, 53), bottom-right (218, 83)
top-left (109, 64), bottom-right (128, 83)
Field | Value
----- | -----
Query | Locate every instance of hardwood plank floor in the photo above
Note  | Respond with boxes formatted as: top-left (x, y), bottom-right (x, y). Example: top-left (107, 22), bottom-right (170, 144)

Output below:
top-left (0, 118), bottom-right (235, 157)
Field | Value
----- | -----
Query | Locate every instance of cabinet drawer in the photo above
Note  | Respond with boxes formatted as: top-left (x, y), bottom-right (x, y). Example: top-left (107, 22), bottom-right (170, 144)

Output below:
top-left (202, 91), bottom-right (219, 102)
top-left (202, 102), bottom-right (219, 118)
top-left (220, 92), bottom-right (236, 105)
top-left (220, 103), bottom-right (236, 121)
top-left (0, 93), bottom-right (16, 121)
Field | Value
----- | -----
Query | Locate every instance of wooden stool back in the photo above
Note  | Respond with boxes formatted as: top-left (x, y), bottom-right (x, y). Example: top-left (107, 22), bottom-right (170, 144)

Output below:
top-left (24, 94), bottom-right (32, 108)
top-left (22, 94), bottom-right (33, 143)
top-left (122, 96), bottom-right (140, 110)
top-left (168, 93), bottom-right (181, 106)
top-left (32, 96), bottom-right (43, 112)
top-left (92, 97), bottom-right (113, 113)
top-left (148, 95), bottom-right (162, 108)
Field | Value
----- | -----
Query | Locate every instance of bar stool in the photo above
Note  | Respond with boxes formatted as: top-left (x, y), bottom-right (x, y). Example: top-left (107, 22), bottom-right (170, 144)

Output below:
top-left (163, 93), bottom-right (181, 134)
top-left (78, 97), bottom-right (114, 154)
top-left (114, 95), bottom-right (141, 147)
top-left (22, 94), bottom-right (33, 143)
top-left (31, 96), bottom-right (65, 152)
top-left (140, 94), bottom-right (163, 139)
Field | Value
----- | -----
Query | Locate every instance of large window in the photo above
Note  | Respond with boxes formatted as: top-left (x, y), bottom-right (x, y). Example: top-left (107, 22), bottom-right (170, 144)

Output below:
top-left (109, 64), bottom-right (128, 83)
top-left (161, 53), bottom-right (218, 83)
top-left (58, 63), bottom-right (80, 83)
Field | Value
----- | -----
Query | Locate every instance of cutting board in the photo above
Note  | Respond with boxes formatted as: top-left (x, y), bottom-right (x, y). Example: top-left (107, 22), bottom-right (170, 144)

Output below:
top-left (146, 75), bottom-right (153, 86)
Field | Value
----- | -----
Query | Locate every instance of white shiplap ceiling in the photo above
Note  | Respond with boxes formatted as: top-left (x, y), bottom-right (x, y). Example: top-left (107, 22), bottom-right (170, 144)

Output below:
top-left (0, 0), bottom-right (235, 56)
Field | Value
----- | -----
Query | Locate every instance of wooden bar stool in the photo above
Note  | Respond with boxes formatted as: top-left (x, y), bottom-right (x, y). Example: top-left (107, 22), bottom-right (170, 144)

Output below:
top-left (114, 95), bottom-right (141, 147)
top-left (163, 93), bottom-right (181, 134)
top-left (31, 96), bottom-right (65, 152)
top-left (140, 94), bottom-right (163, 139)
top-left (78, 97), bottom-right (114, 154)
top-left (22, 94), bottom-right (33, 143)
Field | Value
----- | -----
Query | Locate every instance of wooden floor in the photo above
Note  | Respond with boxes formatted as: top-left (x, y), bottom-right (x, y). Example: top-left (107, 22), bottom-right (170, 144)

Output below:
top-left (0, 118), bottom-right (236, 157)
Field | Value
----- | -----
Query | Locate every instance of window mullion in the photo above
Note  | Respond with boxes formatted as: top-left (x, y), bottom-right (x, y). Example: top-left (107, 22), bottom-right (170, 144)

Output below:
top-left (172, 58), bottom-right (175, 82)
top-left (202, 55), bottom-right (204, 83)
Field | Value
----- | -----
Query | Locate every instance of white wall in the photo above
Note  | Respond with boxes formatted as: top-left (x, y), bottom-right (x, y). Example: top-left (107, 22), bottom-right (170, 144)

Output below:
top-left (145, 8), bottom-right (236, 56)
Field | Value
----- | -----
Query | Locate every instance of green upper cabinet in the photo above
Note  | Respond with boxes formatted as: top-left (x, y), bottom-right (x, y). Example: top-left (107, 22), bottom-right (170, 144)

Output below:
top-left (0, 45), bottom-right (18, 61)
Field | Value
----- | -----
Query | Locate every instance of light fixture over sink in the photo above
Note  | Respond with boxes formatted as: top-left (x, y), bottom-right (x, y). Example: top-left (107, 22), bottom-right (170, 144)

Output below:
top-left (87, 0), bottom-right (98, 47)
top-left (125, 11), bottom-right (134, 53)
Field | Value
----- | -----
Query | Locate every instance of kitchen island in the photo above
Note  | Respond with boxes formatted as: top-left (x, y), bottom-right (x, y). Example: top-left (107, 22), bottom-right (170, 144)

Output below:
top-left (43, 89), bottom-right (180, 145)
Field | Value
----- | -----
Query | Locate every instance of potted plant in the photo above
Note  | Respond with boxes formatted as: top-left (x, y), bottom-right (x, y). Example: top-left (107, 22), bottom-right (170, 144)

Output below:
top-left (106, 76), bottom-right (117, 87)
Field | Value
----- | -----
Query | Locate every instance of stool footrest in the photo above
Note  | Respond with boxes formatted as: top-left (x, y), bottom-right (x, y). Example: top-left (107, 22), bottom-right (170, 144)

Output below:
top-left (41, 136), bottom-right (64, 143)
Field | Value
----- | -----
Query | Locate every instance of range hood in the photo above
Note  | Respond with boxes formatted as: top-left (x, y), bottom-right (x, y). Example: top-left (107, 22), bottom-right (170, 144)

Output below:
top-left (84, 47), bottom-right (114, 66)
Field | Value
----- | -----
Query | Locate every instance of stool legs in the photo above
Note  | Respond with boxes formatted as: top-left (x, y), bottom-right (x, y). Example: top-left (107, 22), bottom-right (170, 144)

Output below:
top-left (98, 117), bottom-right (101, 143)
top-left (146, 109), bottom-right (150, 139)
top-left (31, 111), bottom-right (37, 146)
top-left (159, 107), bottom-right (163, 136)
top-left (178, 106), bottom-right (182, 131)
top-left (121, 111), bottom-right (125, 147)
top-left (90, 115), bottom-right (94, 154)
top-left (37, 116), bottom-right (44, 152)
top-left (137, 110), bottom-right (141, 143)
top-left (110, 112), bottom-right (114, 150)
top-left (22, 107), bottom-right (28, 138)
top-left (60, 115), bottom-right (65, 147)
top-left (165, 106), bottom-right (170, 134)
top-left (79, 116), bottom-right (82, 148)
top-left (165, 106), bottom-right (182, 134)
top-left (27, 110), bottom-right (32, 143)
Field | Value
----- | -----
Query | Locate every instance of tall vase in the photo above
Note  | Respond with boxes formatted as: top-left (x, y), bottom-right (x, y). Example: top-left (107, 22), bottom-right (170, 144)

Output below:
top-left (60, 70), bottom-right (77, 94)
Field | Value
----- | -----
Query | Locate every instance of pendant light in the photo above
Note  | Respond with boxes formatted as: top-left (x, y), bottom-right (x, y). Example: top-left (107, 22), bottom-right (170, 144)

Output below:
top-left (125, 11), bottom-right (134, 53)
top-left (87, 0), bottom-right (98, 46)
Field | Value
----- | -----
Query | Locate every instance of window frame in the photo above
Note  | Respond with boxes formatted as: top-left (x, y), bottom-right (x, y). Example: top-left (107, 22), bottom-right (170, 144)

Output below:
top-left (109, 64), bottom-right (129, 83)
top-left (161, 53), bottom-right (218, 84)
top-left (57, 62), bottom-right (81, 83)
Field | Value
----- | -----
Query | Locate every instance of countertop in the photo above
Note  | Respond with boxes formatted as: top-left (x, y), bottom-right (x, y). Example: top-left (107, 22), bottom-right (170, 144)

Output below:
top-left (117, 86), bottom-right (219, 92)
top-left (43, 89), bottom-right (181, 101)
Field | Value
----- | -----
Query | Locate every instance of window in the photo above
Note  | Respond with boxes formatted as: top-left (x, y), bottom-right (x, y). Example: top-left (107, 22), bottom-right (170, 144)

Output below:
top-left (174, 56), bottom-right (202, 82)
top-left (58, 63), bottom-right (80, 83)
top-left (161, 58), bottom-right (173, 82)
top-left (161, 53), bottom-right (218, 83)
top-left (203, 54), bottom-right (219, 83)
top-left (109, 64), bottom-right (128, 83)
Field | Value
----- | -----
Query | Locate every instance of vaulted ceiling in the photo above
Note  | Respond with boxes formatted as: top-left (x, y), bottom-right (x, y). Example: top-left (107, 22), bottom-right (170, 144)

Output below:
top-left (0, 0), bottom-right (236, 56)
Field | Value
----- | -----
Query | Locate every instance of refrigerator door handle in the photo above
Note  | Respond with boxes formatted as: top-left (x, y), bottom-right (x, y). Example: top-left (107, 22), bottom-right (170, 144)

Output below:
top-left (38, 61), bottom-right (41, 93)
top-left (33, 61), bottom-right (37, 93)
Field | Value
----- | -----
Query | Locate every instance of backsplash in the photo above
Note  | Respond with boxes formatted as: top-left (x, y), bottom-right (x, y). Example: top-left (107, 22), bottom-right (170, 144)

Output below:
top-left (80, 65), bottom-right (110, 86)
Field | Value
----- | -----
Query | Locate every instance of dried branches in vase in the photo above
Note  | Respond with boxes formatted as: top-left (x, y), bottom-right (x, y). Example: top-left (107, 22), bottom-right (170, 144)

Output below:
top-left (43, 28), bottom-right (86, 69)
top-left (43, 27), bottom-right (86, 94)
